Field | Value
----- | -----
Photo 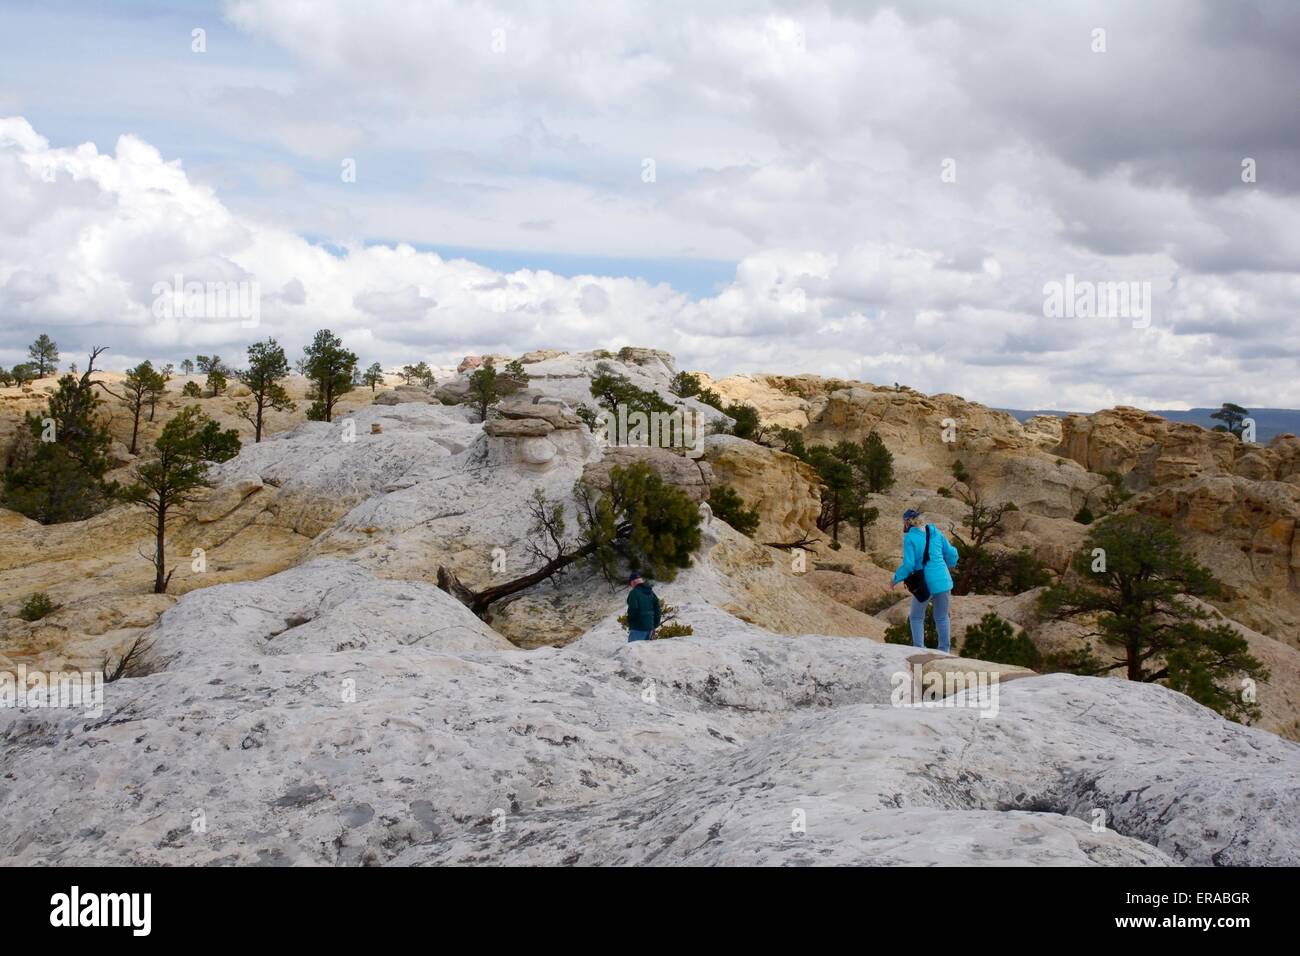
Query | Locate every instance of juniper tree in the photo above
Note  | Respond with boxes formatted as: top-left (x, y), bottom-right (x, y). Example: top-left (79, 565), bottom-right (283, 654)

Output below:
top-left (9, 363), bottom-right (37, 385)
top-left (3, 347), bottom-right (117, 523)
top-left (235, 339), bottom-right (295, 441)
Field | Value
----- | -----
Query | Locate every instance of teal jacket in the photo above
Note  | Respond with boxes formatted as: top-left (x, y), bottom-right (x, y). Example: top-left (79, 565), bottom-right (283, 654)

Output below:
top-left (891, 524), bottom-right (959, 595)
top-left (626, 583), bottom-right (661, 631)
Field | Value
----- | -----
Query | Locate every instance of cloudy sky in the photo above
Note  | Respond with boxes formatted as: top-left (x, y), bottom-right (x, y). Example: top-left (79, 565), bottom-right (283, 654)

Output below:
top-left (1, 0), bottom-right (1298, 410)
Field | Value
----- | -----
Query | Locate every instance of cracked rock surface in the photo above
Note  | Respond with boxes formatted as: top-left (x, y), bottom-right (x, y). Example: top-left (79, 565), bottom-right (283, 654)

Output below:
top-left (3, 560), bottom-right (1296, 866)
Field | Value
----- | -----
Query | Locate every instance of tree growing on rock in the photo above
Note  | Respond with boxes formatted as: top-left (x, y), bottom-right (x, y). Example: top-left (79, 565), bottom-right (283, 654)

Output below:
top-left (206, 367), bottom-right (228, 397)
top-left (302, 329), bottom-right (357, 422)
top-left (1210, 402), bottom-right (1249, 438)
top-left (808, 443), bottom-right (854, 548)
top-left (363, 362), bottom-right (385, 391)
top-left (437, 461), bottom-right (702, 617)
top-left (400, 361), bottom-right (432, 386)
top-left (196, 418), bottom-right (242, 462)
top-left (146, 364), bottom-right (170, 421)
top-left (669, 371), bottom-right (702, 398)
top-left (235, 339), bottom-right (295, 442)
top-left (3, 347), bottom-right (118, 523)
top-left (121, 405), bottom-right (227, 594)
top-left (466, 361), bottom-right (502, 421)
top-left (707, 484), bottom-right (761, 536)
top-left (723, 402), bottom-right (763, 442)
top-left (589, 369), bottom-right (674, 420)
top-left (112, 360), bottom-right (165, 455)
top-left (845, 432), bottom-right (895, 550)
top-left (28, 334), bottom-right (59, 376)
top-left (1039, 514), bottom-right (1268, 723)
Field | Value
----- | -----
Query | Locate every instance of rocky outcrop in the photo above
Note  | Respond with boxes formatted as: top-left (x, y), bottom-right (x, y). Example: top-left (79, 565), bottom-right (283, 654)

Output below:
top-left (582, 445), bottom-right (713, 504)
top-left (1132, 474), bottom-right (1300, 639)
top-left (702, 434), bottom-right (821, 541)
top-left (456, 353), bottom-right (513, 373)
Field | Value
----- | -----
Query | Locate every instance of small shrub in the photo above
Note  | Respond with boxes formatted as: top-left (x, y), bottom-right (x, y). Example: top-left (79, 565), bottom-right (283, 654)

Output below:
top-left (1073, 506), bottom-right (1095, 525)
top-left (654, 622), bottom-right (694, 638)
top-left (884, 605), bottom-right (940, 648)
top-left (617, 602), bottom-right (692, 638)
top-left (957, 612), bottom-right (1041, 668)
top-left (19, 592), bottom-right (56, 621)
top-left (181, 381), bottom-right (202, 398)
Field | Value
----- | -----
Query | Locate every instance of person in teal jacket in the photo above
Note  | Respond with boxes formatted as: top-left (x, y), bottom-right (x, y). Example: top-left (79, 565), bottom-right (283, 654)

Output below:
top-left (626, 571), bottom-right (661, 642)
top-left (891, 508), bottom-right (959, 651)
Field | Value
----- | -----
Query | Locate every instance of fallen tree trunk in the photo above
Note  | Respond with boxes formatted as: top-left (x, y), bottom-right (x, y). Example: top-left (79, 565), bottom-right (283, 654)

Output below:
top-left (437, 541), bottom-right (599, 617)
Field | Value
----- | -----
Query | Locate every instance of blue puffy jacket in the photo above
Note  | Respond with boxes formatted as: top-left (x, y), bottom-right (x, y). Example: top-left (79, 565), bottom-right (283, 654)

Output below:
top-left (891, 524), bottom-right (959, 595)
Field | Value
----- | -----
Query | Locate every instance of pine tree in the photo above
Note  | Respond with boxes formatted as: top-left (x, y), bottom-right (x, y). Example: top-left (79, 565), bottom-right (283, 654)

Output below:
top-left (467, 361), bottom-right (501, 421)
top-left (1210, 402), bottom-right (1249, 438)
top-left (206, 367), bottom-right (228, 397)
top-left (301, 329), bottom-right (357, 422)
top-left (121, 405), bottom-right (220, 593)
top-left (363, 362), bottom-right (384, 391)
top-left (707, 484), bottom-right (761, 536)
top-left (1039, 514), bottom-right (1269, 722)
top-left (112, 360), bottom-right (164, 455)
top-left (28, 334), bottom-right (59, 376)
top-left (235, 339), bottom-right (295, 441)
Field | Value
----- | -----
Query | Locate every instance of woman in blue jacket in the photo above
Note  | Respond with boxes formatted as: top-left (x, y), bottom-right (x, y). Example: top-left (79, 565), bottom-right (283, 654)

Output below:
top-left (891, 508), bottom-right (959, 652)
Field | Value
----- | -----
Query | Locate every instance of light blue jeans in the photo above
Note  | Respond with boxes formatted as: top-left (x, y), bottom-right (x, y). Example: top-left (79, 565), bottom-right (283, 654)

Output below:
top-left (909, 589), bottom-right (952, 652)
top-left (628, 629), bottom-right (653, 642)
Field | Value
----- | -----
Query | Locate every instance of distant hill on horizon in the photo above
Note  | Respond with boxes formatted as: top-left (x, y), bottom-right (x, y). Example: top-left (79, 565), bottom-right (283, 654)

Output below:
top-left (999, 406), bottom-right (1300, 445)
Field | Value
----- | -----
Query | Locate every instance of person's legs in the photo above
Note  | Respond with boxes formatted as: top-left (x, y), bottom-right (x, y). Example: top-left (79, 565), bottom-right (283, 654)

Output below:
top-left (627, 629), bottom-right (652, 642)
top-left (931, 590), bottom-right (952, 653)
top-left (908, 596), bottom-right (929, 648)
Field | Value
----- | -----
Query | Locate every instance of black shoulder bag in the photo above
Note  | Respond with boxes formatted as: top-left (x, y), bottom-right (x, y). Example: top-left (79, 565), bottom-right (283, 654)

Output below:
top-left (903, 525), bottom-right (932, 602)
